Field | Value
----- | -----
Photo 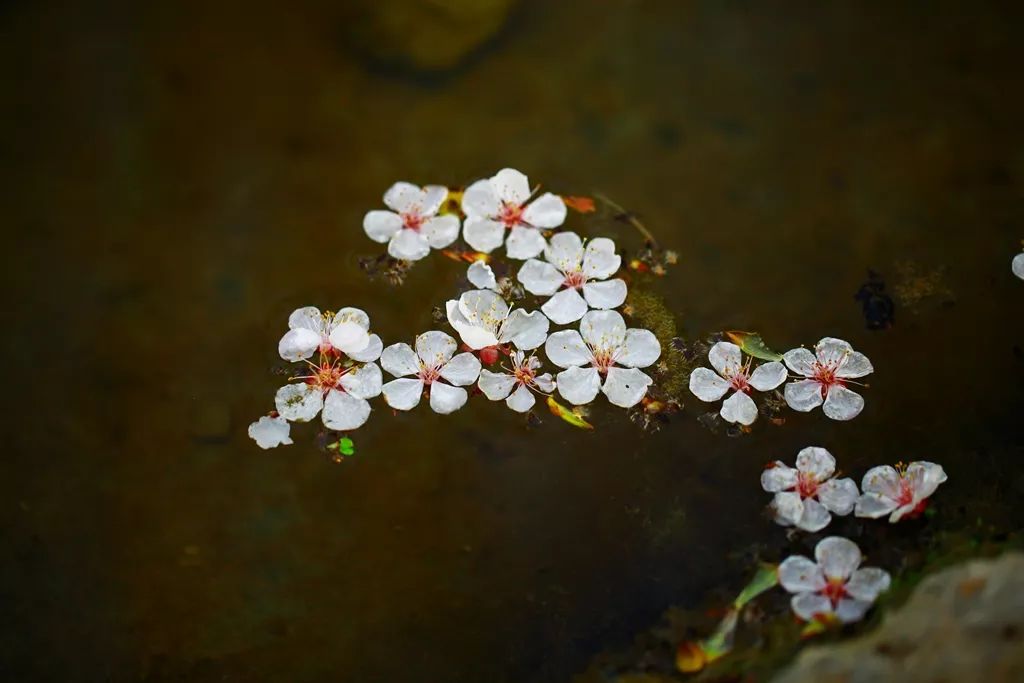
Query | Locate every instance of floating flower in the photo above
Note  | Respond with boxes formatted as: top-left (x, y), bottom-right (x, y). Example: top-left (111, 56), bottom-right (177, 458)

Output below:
top-left (478, 350), bottom-right (556, 412)
top-left (1013, 252), bottom-right (1024, 280)
top-left (782, 337), bottom-right (873, 421)
top-left (445, 289), bottom-right (549, 351)
top-left (467, 259), bottom-right (498, 291)
top-left (778, 536), bottom-right (890, 623)
top-left (277, 306), bottom-right (382, 363)
top-left (688, 341), bottom-right (787, 425)
top-left (761, 447), bottom-right (859, 532)
top-left (461, 168), bottom-right (566, 259)
top-left (363, 182), bottom-right (460, 261)
top-left (855, 461), bottom-right (947, 522)
top-left (274, 352), bottom-right (383, 432)
top-left (544, 310), bottom-right (661, 408)
top-left (380, 331), bottom-right (482, 414)
top-left (517, 231), bottom-right (627, 324)
top-left (248, 415), bottom-right (293, 449)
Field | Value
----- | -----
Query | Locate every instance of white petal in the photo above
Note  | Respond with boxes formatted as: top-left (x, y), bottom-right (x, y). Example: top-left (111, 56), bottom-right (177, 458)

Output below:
top-left (382, 378), bottom-right (423, 410)
top-left (720, 390), bottom-right (758, 425)
top-left (890, 503), bottom-right (919, 523)
top-left (274, 383), bottom-right (323, 422)
top-left (796, 498), bottom-right (832, 532)
top-left (440, 352), bottom-right (481, 386)
top-left (534, 374), bottom-right (555, 394)
top-left (761, 463), bottom-right (799, 492)
top-left (446, 300), bottom-right (497, 350)
top-left (383, 181), bottom-right (423, 213)
top-left (380, 343), bottom-right (420, 377)
top-left (905, 461), bottom-right (947, 500)
top-left (388, 229), bottom-right (430, 261)
top-left (834, 598), bottom-right (871, 623)
top-left (478, 370), bottom-right (516, 401)
top-left (580, 309), bottom-right (626, 351)
top-left (522, 192), bottom-right (566, 228)
top-left (748, 361), bottom-right (787, 391)
top-left (837, 352), bottom-right (873, 379)
top-left (582, 237), bottom-right (621, 280)
top-left (556, 366), bottom-right (601, 405)
top-left (815, 536), bottom-right (862, 581)
top-left (854, 492), bottom-right (900, 519)
top-left (796, 446), bottom-right (836, 480)
top-left (689, 367), bottom-right (730, 402)
top-left (506, 226), bottom-right (546, 260)
top-left (421, 214), bottom-right (460, 248)
top-left (845, 568), bottom-right (891, 603)
top-left (817, 478), bottom-right (859, 516)
top-left (784, 379), bottom-right (824, 412)
top-left (815, 337), bottom-right (853, 367)
top-left (709, 341), bottom-right (743, 378)
top-left (583, 279), bottom-right (628, 310)
top-left (278, 328), bottom-right (321, 362)
top-left (860, 465), bottom-right (902, 498)
top-left (322, 390), bottom-right (371, 431)
top-left (429, 382), bottom-right (468, 414)
top-left (544, 231), bottom-right (584, 273)
top-left (467, 260), bottom-right (498, 290)
top-left (461, 178), bottom-right (499, 218)
top-left (458, 288), bottom-right (510, 328)
top-left (419, 185), bottom-right (448, 215)
top-left (783, 347), bottom-right (816, 377)
top-left (248, 416), bottom-right (293, 449)
top-left (545, 330), bottom-right (592, 368)
top-left (330, 307), bottom-right (370, 331)
top-left (288, 306), bottom-right (325, 331)
top-left (771, 491), bottom-right (805, 527)
top-left (602, 367), bottom-right (652, 408)
top-left (339, 361), bottom-right (382, 399)
top-left (499, 308), bottom-right (549, 350)
top-left (363, 210), bottom-right (402, 243)
top-left (518, 259), bottom-right (564, 295)
top-left (1014, 252), bottom-right (1024, 280)
top-left (778, 556), bottom-right (826, 593)
top-left (791, 593), bottom-right (834, 622)
top-left (463, 216), bottom-right (505, 253)
top-left (416, 331), bottom-right (457, 366)
top-left (491, 168), bottom-right (530, 204)
top-left (329, 324), bottom-right (370, 356)
top-left (616, 328), bottom-right (661, 368)
top-left (822, 385), bottom-right (864, 421)
top-left (348, 333), bottom-right (383, 363)
top-left (506, 384), bottom-right (536, 412)
top-left (541, 288), bottom-right (588, 325)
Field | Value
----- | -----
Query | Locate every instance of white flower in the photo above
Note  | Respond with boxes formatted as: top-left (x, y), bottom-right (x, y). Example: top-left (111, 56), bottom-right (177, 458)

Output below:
top-left (782, 337), bottom-right (873, 421)
top-left (467, 259), bottom-right (498, 291)
top-left (517, 231), bottom-right (627, 325)
top-left (544, 310), bottom-right (661, 408)
top-left (380, 331), bottom-right (482, 414)
top-left (445, 289), bottom-right (549, 351)
top-left (461, 168), bottom-right (566, 260)
top-left (478, 350), bottom-right (556, 413)
top-left (1013, 252), bottom-right (1024, 280)
top-left (855, 461), bottom-right (947, 522)
top-left (778, 536), bottom-right (891, 624)
top-left (363, 182), bottom-right (460, 261)
top-left (274, 353), bottom-right (383, 432)
top-left (761, 447), bottom-right (859, 532)
top-left (688, 341), bottom-right (787, 425)
top-left (248, 415), bottom-right (293, 449)
top-left (277, 306), bottom-right (382, 363)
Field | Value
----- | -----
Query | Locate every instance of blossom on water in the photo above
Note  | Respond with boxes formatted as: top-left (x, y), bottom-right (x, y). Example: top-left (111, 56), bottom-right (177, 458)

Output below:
top-left (478, 350), bottom-right (556, 413)
top-left (761, 447), bottom-right (859, 532)
top-left (274, 352), bottom-right (383, 432)
top-left (363, 182), bottom-right (461, 261)
top-left (782, 337), bottom-right (873, 421)
top-left (689, 341), bottom-right (787, 425)
top-left (248, 415), bottom-right (293, 449)
top-left (1013, 252), bottom-right (1024, 280)
top-left (446, 289), bottom-right (549, 351)
top-left (779, 536), bottom-right (891, 623)
top-left (277, 306), bottom-right (382, 363)
top-left (544, 310), bottom-right (661, 408)
top-left (517, 231), bottom-right (627, 324)
top-left (380, 331), bottom-right (482, 414)
top-left (461, 168), bottom-right (566, 259)
top-left (467, 259), bottom-right (498, 291)
top-left (855, 461), bottom-right (947, 522)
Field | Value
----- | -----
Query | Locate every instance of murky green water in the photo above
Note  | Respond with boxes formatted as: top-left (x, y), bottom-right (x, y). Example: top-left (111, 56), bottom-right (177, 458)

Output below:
top-left (2, 1), bottom-right (1023, 681)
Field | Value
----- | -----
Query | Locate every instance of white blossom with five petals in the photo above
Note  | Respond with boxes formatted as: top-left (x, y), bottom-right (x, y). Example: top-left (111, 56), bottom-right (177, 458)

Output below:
top-left (277, 306), bottom-right (382, 363)
top-left (783, 337), bottom-right (873, 421)
top-left (446, 289), bottom-right (549, 351)
top-left (688, 341), bottom-right (787, 425)
top-left (274, 350), bottom-right (383, 432)
top-left (761, 447), bottom-right (859, 532)
top-left (248, 415), bottom-right (293, 449)
top-left (478, 350), bottom-right (556, 413)
top-left (461, 168), bottom-right (566, 259)
top-left (380, 331), bottom-right (482, 414)
top-left (363, 182), bottom-right (460, 261)
top-left (855, 461), bottom-right (947, 522)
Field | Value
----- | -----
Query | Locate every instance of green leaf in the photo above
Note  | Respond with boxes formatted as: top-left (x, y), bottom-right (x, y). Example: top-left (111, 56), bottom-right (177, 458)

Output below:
top-left (546, 396), bottom-right (594, 430)
top-left (725, 331), bottom-right (784, 361)
top-left (732, 563), bottom-right (779, 608)
top-left (339, 437), bottom-right (355, 456)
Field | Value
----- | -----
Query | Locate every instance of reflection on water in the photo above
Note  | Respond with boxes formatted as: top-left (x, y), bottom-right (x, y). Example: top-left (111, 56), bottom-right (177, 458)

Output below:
top-left (2, 1), bottom-right (1023, 681)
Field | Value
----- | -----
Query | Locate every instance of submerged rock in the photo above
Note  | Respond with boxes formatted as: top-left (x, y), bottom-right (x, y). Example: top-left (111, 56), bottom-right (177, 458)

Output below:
top-left (773, 552), bottom-right (1024, 683)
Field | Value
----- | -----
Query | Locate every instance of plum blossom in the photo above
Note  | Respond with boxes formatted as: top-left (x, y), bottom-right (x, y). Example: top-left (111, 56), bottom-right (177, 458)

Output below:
top-left (467, 259), bottom-right (498, 291)
top-left (779, 536), bottom-right (891, 623)
top-left (478, 350), bottom-right (556, 413)
top-left (274, 350), bottom-right (383, 432)
top-left (461, 168), bottom-right (566, 259)
top-left (248, 415), bottom-right (293, 449)
top-left (277, 306), bottom-right (382, 363)
top-left (446, 289), bottom-right (549, 351)
top-left (1013, 252), bottom-right (1024, 280)
top-left (517, 231), bottom-right (627, 324)
top-left (688, 341), bottom-right (787, 425)
top-left (783, 337), bottom-right (873, 421)
top-left (363, 182), bottom-right (460, 261)
top-left (761, 447), bottom-right (859, 532)
top-left (855, 461), bottom-right (947, 522)
top-left (544, 310), bottom-right (661, 408)
top-left (380, 331), bottom-right (482, 414)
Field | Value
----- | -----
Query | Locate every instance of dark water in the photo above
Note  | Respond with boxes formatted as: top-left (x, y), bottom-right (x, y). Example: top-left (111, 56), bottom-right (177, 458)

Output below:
top-left (2, 1), bottom-right (1023, 681)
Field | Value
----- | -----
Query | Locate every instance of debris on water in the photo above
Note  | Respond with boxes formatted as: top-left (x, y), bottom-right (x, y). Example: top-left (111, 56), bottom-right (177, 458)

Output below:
top-left (854, 270), bottom-right (895, 330)
top-left (892, 261), bottom-right (954, 311)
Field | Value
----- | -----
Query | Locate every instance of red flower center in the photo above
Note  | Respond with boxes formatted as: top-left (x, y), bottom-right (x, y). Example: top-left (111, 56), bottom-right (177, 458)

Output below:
top-left (821, 578), bottom-right (848, 606)
top-left (592, 349), bottom-right (615, 375)
top-left (513, 362), bottom-right (536, 385)
top-left (796, 471), bottom-right (819, 498)
top-left (497, 201), bottom-right (525, 228)
top-left (306, 360), bottom-right (349, 394)
top-left (419, 364), bottom-right (441, 385)
top-left (402, 210), bottom-right (425, 231)
top-left (563, 270), bottom-right (587, 290)
top-left (728, 371), bottom-right (751, 393)
top-left (811, 361), bottom-right (845, 399)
